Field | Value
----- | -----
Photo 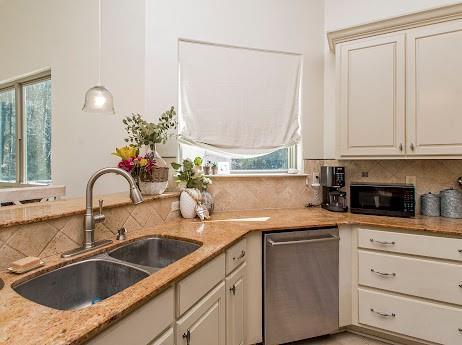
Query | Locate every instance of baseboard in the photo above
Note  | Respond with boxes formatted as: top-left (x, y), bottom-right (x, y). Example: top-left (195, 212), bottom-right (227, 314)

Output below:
top-left (347, 325), bottom-right (437, 345)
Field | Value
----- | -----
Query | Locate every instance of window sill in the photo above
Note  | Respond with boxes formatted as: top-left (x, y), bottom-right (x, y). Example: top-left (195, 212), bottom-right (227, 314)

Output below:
top-left (205, 173), bottom-right (308, 178)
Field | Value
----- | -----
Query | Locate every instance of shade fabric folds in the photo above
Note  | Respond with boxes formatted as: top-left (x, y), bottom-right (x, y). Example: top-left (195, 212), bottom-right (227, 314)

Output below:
top-left (178, 41), bottom-right (302, 158)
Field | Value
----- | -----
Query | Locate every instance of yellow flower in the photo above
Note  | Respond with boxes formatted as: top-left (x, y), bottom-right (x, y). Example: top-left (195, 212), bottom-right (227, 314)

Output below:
top-left (112, 146), bottom-right (137, 160)
top-left (139, 158), bottom-right (148, 167)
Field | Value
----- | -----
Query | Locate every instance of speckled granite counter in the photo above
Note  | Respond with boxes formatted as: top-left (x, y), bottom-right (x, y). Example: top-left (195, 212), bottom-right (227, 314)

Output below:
top-left (1, 208), bottom-right (462, 345)
top-left (0, 192), bottom-right (180, 229)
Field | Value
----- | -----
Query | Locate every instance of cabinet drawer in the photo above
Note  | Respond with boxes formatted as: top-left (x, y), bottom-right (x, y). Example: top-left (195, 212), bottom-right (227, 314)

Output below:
top-left (358, 228), bottom-right (462, 262)
top-left (226, 238), bottom-right (247, 275)
top-left (359, 250), bottom-right (462, 305)
top-left (177, 253), bottom-right (225, 316)
top-left (359, 288), bottom-right (462, 345)
top-left (88, 287), bottom-right (174, 345)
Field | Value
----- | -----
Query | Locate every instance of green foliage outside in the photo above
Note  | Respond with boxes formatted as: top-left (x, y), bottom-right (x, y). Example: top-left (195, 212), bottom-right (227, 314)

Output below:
top-left (0, 79), bottom-right (51, 184)
top-left (231, 148), bottom-right (289, 170)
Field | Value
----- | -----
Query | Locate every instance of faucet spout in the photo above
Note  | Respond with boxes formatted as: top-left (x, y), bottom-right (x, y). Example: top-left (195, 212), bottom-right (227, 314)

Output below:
top-left (62, 167), bottom-right (143, 258)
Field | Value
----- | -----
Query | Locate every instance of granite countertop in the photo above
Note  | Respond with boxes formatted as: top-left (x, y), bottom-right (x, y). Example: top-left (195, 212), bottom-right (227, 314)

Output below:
top-left (0, 192), bottom-right (180, 229)
top-left (1, 208), bottom-right (462, 345)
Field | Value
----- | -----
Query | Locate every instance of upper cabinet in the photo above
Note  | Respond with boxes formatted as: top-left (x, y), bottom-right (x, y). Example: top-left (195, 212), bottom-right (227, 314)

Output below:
top-left (338, 34), bottom-right (405, 157)
top-left (407, 20), bottom-right (462, 156)
top-left (330, 4), bottom-right (462, 159)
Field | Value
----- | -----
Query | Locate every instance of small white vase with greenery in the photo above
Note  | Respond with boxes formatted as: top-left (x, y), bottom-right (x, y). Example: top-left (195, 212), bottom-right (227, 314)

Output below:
top-left (171, 158), bottom-right (212, 218)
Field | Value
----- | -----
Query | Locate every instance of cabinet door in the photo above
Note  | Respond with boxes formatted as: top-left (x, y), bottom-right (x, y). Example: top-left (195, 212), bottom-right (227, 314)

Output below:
top-left (176, 282), bottom-right (226, 345)
top-left (226, 263), bottom-right (247, 345)
top-left (407, 20), bottom-right (462, 156)
top-left (149, 328), bottom-right (174, 345)
top-left (338, 34), bottom-right (405, 157)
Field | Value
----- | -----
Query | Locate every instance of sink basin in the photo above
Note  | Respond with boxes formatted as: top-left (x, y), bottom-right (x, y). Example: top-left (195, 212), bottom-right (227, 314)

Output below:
top-left (108, 237), bottom-right (201, 270)
top-left (13, 259), bottom-right (149, 310)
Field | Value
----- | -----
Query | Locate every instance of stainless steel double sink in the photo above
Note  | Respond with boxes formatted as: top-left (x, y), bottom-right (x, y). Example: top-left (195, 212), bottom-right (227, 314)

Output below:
top-left (13, 237), bottom-right (200, 311)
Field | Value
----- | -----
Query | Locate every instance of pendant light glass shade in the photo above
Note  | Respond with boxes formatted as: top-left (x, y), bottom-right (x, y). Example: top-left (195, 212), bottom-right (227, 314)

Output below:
top-left (82, 0), bottom-right (115, 114)
top-left (82, 85), bottom-right (115, 114)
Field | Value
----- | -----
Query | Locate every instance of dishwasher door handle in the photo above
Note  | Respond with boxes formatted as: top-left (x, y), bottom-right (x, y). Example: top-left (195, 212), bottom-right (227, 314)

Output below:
top-left (267, 234), bottom-right (339, 246)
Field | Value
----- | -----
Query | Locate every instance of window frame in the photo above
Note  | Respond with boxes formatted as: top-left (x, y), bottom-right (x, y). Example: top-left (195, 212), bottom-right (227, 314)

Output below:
top-left (179, 143), bottom-right (301, 175)
top-left (0, 70), bottom-right (51, 186)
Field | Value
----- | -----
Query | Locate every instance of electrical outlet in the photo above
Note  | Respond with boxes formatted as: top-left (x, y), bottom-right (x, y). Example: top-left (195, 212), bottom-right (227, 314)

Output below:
top-left (171, 201), bottom-right (180, 211)
top-left (406, 176), bottom-right (417, 186)
top-left (312, 172), bottom-right (320, 186)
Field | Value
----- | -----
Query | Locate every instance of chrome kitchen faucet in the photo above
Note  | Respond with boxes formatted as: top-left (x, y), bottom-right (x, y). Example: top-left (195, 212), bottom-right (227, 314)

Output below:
top-left (62, 167), bottom-right (143, 258)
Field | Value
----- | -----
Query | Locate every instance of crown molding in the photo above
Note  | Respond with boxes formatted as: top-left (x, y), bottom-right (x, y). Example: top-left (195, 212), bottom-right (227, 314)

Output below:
top-left (327, 3), bottom-right (462, 52)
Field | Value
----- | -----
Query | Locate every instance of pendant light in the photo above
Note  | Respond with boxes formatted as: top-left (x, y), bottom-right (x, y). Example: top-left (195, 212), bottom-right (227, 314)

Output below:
top-left (82, 0), bottom-right (115, 114)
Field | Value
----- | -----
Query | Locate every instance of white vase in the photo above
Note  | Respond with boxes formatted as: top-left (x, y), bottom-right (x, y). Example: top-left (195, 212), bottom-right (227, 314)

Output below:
top-left (180, 188), bottom-right (200, 218)
top-left (139, 181), bottom-right (168, 195)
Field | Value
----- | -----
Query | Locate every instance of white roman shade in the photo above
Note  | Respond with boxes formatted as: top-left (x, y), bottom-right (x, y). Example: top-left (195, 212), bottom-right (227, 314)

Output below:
top-left (178, 40), bottom-right (302, 157)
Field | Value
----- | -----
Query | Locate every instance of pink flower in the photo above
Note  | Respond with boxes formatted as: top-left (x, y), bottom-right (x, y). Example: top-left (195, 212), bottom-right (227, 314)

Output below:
top-left (118, 159), bottom-right (134, 172)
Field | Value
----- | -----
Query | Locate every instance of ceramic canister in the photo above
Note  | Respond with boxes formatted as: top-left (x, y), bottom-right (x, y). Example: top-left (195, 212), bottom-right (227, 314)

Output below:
top-left (420, 192), bottom-right (440, 217)
top-left (440, 188), bottom-right (462, 218)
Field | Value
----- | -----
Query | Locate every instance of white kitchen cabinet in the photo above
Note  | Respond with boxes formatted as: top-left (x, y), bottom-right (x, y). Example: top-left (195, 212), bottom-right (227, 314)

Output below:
top-left (338, 34), bottom-right (406, 157)
top-left (359, 288), bottom-right (462, 345)
top-left (226, 263), bottom-right (247, 345)
top-left (406, 19), bottom-right (462, 156)
top-left (87, 287), bottom-right (175, 345)
top-left (176, 282), bottom-right (226, 345)
top-left (336, 16), bottom-right (462, 158)
top-left (149, 328), bottom-right (174, 345)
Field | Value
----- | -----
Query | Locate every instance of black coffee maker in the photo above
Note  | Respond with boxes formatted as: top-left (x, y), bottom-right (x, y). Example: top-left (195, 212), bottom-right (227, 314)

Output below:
top-left (320, 166), bottom-right (348, 212)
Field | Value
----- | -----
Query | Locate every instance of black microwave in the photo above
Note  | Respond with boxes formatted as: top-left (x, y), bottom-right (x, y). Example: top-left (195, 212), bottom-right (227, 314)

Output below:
top-left (350, 183), bottom-right (415, 218)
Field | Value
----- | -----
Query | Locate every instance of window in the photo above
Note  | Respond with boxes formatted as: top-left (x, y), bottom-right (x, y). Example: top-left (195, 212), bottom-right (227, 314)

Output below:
top-left (180, 144), bottom-right (298, 174)
top-left (0, 71), bottom-right (51, 185)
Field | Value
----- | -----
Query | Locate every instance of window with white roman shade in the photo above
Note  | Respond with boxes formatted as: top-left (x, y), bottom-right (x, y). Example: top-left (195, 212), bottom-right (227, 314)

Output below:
top-left (178, 40), bottom-right (302, 158)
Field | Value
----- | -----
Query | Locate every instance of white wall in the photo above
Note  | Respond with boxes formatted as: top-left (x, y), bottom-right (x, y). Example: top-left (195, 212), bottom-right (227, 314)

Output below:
top-left (0, 0), bottom-right (146, 197)
top-left (323, 0), bottom-right (462, 158)
top-left (146, 0), bottom-right (326, 160)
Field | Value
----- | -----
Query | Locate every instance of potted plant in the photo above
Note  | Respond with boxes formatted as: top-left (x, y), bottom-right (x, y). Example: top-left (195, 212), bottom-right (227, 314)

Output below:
top-left (171, 159), bottom-right (213, 218)
top-left (193, 156), bottom-right (203, 174)
top-left (117, 106), bottom-right (177, 195)
top-left (203, 161), bottom-right (212, 175)
top-left (211, 162), bottom-right (218, 175)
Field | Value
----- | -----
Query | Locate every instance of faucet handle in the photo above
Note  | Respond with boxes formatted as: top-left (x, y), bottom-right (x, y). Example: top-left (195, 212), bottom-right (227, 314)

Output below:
top-left (94, 199), bottom-right (106, 223)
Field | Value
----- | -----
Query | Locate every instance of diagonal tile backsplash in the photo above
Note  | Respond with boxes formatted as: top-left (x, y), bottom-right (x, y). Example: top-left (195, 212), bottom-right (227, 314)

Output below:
top-left (304, 159), bottom-right (462, 212)
top-left (0, 197), bottom-right (180, 270)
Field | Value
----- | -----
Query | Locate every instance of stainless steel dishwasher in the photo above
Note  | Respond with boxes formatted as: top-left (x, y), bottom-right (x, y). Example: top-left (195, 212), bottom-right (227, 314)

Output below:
top-left (263, 228), bottom-right (339, 344)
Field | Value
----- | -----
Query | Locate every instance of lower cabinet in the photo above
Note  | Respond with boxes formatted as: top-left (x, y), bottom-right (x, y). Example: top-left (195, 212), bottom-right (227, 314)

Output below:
top-left (176, 282), bottom-right (226, 345)
top-left (149, 328), bottom-right (174, 345)
top-left (226, 263), bottom-right (247, 345)
top-left (87, 287), bottom-right (175, 345)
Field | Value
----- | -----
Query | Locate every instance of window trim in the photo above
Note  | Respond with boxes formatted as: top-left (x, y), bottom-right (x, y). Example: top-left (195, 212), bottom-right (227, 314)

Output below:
top-left (0, 70), bottom-right (51, 186)
top-left (179, 143), bottom-right (300, 175)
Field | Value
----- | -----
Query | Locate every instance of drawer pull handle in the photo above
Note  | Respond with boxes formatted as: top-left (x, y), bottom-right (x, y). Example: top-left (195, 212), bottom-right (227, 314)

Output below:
top-left (459, 283), bottom-right (462, 288)
top-left (370, 239), bottom-right (395, 246)
top-left (459, 328), bottom-right (462, 334)
top-left (371, 269), bottom-right (396, 277)
top-left (183, 329), bottom-right (191, 345)
top-left (370, 308), bottom-right (396, 318)
top-left (458, 249), bottom-right (462, 253)
top-left (233, 250), bottom-right (246, 261)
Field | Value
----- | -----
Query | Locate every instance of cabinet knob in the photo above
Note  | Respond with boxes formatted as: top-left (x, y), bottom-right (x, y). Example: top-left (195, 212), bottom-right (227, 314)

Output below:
top-left (410, 142), bottom-right (415, 151)
top-left (399, 143), bottom-right (403, 151)
top-left (230, 285), bottom-right (236, 295)
top-left (183, 329), bottom-right (191, 345)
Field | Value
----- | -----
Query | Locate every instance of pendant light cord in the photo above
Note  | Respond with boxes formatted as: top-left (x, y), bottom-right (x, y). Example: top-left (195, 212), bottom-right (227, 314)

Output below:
top-left (98, 0), bottom-right (102, 86)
